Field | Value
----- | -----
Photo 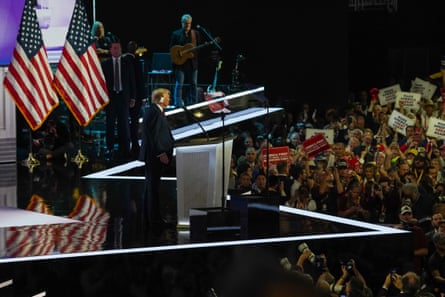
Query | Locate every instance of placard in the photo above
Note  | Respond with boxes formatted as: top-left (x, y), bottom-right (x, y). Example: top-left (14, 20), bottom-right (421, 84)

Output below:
top-left (410, 77), bottom-right (437, 100)
top-left (305, 128), bottom-right (334, 144)
top-left (378, 84), bottom-right (401, 106)
top-left (395, 91), bottom-right (421, 111)
top-left (261, 146), bottom-right (289, 168)
top-left (388, 110), bottom-right (415, 136)
top-left (302, 133), bottom-right (330, 159)
top-left (426, 117), bottom-right (445, 140)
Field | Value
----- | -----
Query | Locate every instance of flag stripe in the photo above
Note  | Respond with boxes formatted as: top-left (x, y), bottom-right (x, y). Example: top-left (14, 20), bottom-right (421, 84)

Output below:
top-left (54, 43), bottom-right (108, 126)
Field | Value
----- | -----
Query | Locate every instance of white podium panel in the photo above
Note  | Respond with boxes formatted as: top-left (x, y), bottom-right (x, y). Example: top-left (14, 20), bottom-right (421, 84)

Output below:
top-left (175, 139), bottom-right (233, 226)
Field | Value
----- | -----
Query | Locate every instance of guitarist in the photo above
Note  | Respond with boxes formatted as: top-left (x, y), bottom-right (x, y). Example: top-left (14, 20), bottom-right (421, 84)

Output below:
top-left (169, 13), bottom-right (201, 107)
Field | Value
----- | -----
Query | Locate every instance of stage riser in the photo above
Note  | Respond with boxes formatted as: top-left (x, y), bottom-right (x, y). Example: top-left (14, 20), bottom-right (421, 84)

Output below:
top-left (0, 232), bottom-right (411, 297)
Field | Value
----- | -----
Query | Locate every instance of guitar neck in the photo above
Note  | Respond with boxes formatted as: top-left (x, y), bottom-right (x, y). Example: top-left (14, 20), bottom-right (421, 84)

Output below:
top-left (182, 41), bottom-right (212, 55)
top-left (207, 60), bottom-right (222, 93)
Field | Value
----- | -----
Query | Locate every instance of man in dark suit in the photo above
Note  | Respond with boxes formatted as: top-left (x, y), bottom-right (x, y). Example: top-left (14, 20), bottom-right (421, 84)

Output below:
top-left (169, 13), bottom-right (201, 107)
top-left (139, 88), bottom-right (175, 228)
top-left (124, 40), bottom-right (146, 158)
top-left (101, 39), bottom-right (136, 160)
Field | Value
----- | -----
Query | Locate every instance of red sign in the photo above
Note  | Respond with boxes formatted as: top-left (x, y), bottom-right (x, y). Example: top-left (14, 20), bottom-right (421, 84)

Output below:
top-left (302, 133), bottom-right (330, 158)
top-left (261, 146), bottom-right (289, 168)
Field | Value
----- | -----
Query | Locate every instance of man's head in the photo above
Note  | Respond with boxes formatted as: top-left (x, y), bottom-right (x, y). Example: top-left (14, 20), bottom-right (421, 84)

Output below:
top-left (401, 183), bottom-right (419, 202)
top-left (109, 40), bottom-right (122, 58)
top-left (151, 88), bottom-right (171, 108)
top-left (127, 40), bottom-right (138, 54)
top-left (181, 14), bottom-right (192, 33)
top-left (401, 271), bottom-right (421, 295)
top-left (431, 211), bottom-right (444, 229)
top-left (434, 231), bottom-right (445, 252)
top-left (399, 204), bottom-right (414, 224)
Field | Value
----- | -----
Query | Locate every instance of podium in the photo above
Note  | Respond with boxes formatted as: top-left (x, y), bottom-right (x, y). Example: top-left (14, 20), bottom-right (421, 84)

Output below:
top-left (175, 138), bottom-right (234, 227)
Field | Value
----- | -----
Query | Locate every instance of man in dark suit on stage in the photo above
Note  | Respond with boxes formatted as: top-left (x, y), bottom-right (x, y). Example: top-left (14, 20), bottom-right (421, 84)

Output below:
top-left (139, 88), bottom-right (175, 228)
top-left (101, 39), bottom-right (136, 160)
top-left (124, 40), bottom-right (146, 158)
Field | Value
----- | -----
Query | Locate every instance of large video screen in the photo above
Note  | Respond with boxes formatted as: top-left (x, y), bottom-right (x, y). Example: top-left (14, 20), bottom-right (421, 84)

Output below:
top-left (0, 0), bottom-right (76, 66)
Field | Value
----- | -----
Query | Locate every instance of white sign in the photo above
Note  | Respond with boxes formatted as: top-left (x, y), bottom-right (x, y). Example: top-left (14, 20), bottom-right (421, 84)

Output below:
top-left (410, 77), bottom-right (437, 100)
top-left (388, 110), bottom-right (415, 136)
top-left (378, 84), bottom-right (401, 106)
top-left (395, 91), bottom-right (422, 111)
top-left (426, 117), bottom-right (445, 140)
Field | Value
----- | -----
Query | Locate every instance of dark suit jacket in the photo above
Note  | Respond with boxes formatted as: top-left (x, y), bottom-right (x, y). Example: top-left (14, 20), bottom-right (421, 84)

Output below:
top-left (123, 53), bottom-right (146, 108)
top-left (138, 104), bottom-right (174, 163)
top-left (101, 55), bottom-right (136, 104)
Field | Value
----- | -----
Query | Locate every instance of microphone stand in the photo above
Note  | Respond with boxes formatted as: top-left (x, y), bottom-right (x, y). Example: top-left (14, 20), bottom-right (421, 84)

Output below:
top-left (220, 110), bottom-right (226, 210)
top-left (197, 25), bottom-right (222, 51)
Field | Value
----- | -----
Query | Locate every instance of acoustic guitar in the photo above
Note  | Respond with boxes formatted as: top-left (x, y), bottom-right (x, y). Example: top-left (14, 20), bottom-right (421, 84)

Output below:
top-left (170, 37), bottom-right (221, 65)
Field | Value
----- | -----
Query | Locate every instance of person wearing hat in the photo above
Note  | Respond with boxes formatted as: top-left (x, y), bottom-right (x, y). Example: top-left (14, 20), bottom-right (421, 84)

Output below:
top-left (436, 96), bottom-right (445, 120)
top-left (332, 158), bottom-right (360, 198)
top-left (397, 204), bottom-right (429, 275)
top-left (419, 98), bottom-right (438, 132)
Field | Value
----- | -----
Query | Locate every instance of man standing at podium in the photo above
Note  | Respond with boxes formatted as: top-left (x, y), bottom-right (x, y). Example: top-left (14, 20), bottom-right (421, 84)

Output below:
top-left (139, 88), bottom-right (175, 228)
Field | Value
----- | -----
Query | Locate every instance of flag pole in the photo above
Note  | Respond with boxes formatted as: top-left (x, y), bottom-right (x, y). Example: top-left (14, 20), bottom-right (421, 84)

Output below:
top-left (71, 125), bottom-right (89, 168)
top-left (21, 130), bottom-right (40, 172)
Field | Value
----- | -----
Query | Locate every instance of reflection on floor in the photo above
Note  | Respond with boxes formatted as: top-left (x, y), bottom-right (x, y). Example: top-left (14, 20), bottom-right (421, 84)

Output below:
top-left (0, 155), bottom-right (413, 296)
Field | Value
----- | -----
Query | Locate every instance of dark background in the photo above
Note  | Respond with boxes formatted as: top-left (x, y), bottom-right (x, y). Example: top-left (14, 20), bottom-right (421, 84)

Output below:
top-left (92, 0), bottom-right (445, 115)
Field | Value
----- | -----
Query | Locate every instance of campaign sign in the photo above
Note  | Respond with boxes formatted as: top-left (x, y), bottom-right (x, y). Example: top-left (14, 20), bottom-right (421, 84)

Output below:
top-left (302, 133), bottom-right (330, 159)
top-left (388, 110), bottom-right (415, 136)
top-left (378, 84), bottom-right (401, 106)
top-left (306, 128), bottom-right (334, 144)
top-left (261, 146), bottom-right (289, 168)
top-left (426, 117), bottom-right (445, 140)
top-left (410, 77), bottom-right (437, 100)
top-left (395, 91), bottom-right (421, 111)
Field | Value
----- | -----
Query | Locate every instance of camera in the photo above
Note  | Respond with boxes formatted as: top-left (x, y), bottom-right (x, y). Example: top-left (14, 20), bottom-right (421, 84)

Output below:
top-left (297, 242), bottom-right (316, 264)
top-left (339, 259), bottom-right (353, 272)
top-left (314, 255), bottom-right (326, 270)
top-left (390, 268), bottom-right (397, 280)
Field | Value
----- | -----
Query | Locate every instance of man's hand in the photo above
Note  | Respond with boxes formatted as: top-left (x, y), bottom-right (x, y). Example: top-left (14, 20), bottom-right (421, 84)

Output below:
top-left (159, 152), bottom-right (169, 165)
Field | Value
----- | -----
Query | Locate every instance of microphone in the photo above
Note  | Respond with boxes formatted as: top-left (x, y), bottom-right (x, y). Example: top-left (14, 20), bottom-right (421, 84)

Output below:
top-left (182, 106), bottom-right (209, 141)
top-left (196, 24), bottom-right (203, 30)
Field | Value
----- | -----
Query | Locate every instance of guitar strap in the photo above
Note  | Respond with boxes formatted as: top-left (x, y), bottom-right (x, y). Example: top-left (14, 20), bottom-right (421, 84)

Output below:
top-left (191, 29), bottom-right (197, 46)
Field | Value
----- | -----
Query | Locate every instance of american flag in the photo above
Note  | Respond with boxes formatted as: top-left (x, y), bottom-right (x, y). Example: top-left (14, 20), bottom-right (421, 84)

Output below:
top-left (3, 0), bottom-right (59, 131)
top-left (53, 0), bottom-right (109, 127)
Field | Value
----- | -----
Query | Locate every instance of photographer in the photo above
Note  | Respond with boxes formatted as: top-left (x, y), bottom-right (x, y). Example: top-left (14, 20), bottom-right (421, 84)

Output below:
top-left (337, 182), bottom-right (370, 222)
top-left (296, 243), bottom-right (333, 284)
top-left (372, 176), bottom-right (401, 224)
top-left (376, 271), bottom-right (421, 297)
top-left (330, 258), bottom-right (369, 297)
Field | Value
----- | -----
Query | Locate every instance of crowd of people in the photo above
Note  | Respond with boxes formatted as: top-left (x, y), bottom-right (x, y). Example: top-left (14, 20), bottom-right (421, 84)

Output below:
top-left (30, 16), bottom-right (445, 297)
top-left (224, 71), bottom-right (445, 296)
